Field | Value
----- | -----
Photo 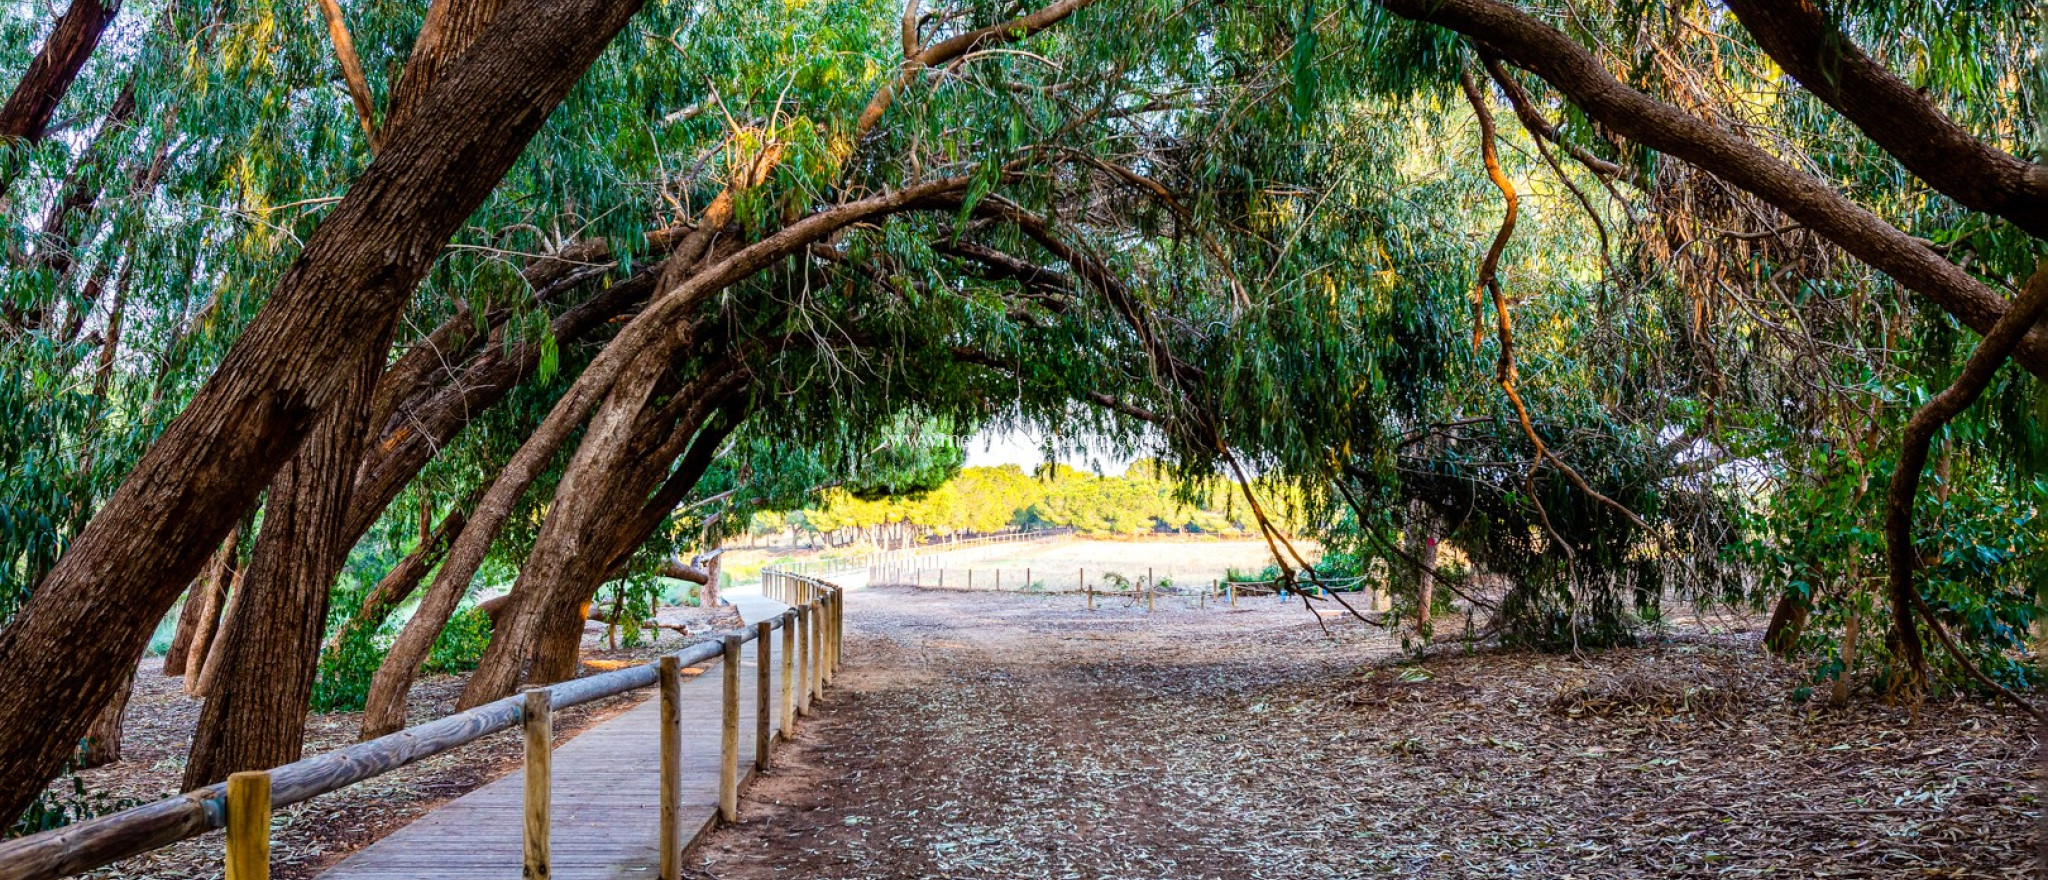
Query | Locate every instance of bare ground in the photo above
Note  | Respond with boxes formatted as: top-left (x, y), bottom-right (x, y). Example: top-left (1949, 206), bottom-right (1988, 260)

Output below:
top-left (690, 586), bottom-right (2036, 879)
top-left (58, 602), bottom-right (742, 880)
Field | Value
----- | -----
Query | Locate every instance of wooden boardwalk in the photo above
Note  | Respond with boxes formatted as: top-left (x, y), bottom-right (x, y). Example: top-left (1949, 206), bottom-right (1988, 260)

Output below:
top-left (318, 593), bottom-right (792, 880)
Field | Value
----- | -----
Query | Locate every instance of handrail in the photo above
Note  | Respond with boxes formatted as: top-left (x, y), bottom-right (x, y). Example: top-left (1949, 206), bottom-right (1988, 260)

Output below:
top-left (0, 573), bottom-right (848, 880)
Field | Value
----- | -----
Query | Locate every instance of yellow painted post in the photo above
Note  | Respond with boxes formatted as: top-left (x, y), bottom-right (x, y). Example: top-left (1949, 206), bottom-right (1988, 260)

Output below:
top-left (523, 689), bottom-right (552, 880)
top-left (779, 610), bottom-right (797, 739)
top-left (658, 658), bottom-right (681, 880)
top-left (756, 620), bottom-right (772, 770)
top-left (224, 771), bottom-right (271, 880)
top-left (719, 635), bottom-right (740, 824)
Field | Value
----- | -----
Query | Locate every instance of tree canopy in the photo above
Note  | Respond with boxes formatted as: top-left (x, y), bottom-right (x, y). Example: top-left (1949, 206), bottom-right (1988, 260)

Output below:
top-left (0, 0), bottom-right (2041, 828)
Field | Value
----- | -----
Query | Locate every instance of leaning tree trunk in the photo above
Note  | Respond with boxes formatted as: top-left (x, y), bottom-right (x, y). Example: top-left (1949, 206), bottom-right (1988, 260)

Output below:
top-left (464, 348), bottom-right (699, 699)
top-left (184, 351), bottom-right (384, 790)
top-left (464, 391), bottom-right (746, 706)
top-left (0, 0), bottom-right (119, 146)
top-left (77, 663), bottom-right (135, 769)
top-left (1762, 591), bottom-right (1808, 656)
top-left (0, 0), bottom-right (653, 822)
top-left (186, 549), bottom-right (246, 697)
top-left (161, 530), bottom-right (236, 678)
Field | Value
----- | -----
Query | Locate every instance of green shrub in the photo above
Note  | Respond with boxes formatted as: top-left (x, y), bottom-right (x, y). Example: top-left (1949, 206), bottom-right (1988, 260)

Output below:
top-left (312, 624), bottom-right (383, 713)
top-left (425, 606), bottom-right (494, 674)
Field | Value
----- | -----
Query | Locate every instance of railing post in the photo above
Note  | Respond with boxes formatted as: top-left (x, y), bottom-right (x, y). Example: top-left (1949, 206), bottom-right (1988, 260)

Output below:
top-left (780, 610), bottom-right (797, 738)
top-left (658, 657), bottom-right (681, 880)
top-left (224, 771), bottom-right (270, 880)
top-left (523, 688), bottom-right (552, 880)
top-left (795, 604), bottom-right (813, 717)
top-left (821, 593), bottom-right (836, 687)
top-left (755, 620), bottom-right (772, 770)
top-left (809, 597), bottom-right (824, 704)
top-left (720, 634), bottom-right (740, 824)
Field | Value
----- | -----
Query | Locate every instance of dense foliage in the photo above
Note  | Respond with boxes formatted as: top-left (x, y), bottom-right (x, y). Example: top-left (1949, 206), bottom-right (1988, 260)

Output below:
top-left (0, 0), bottom-right (2042, 822)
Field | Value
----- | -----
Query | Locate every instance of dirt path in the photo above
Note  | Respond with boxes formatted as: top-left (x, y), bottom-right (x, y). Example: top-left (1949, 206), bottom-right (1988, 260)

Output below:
top-left (690, 587), bottom-right (2033, 879)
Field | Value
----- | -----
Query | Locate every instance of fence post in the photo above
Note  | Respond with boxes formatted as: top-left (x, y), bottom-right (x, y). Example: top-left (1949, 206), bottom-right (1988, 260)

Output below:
top-left (820, 593), bottom-right (836, 687)
top-left (809, 598), bottom-right (825, 704)
top-left (967, 569), bottom-right (973, 590)
top-left (827, 592), bottom-right (840, 675)
top-left (1146, 576), bottom-right (1154, 613)
top-left (720, 635), bottom-right (741, 824)
top-left (756, 620), bottom-right (772, 770)
top-left (1229, 581), bottom-right (1237, 608)
top-left (658, 657), bottom-right (681, 880)
top-left (1084, 568), bottom-right (1092, 611)
top-left (523, 689), bottom-right (552, 880)
top-left (780, 610), bottom-right (797, 739)
top-left (796, 604), bottom-right (813, 717)
top-left (224, 771), bottom-right (270, 880)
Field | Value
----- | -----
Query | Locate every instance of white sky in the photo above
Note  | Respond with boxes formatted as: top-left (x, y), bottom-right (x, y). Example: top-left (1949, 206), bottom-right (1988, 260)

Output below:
top-left (961, 426), bottom-right (1139, 476)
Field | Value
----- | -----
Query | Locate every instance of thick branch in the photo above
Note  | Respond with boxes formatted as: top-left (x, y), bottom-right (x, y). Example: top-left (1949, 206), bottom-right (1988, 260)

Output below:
top-left (0, 0), bottom-right (118, 144)
top-left (1374, 0), bottom-right (2048, 377)
top-left (1724, 0), bottom-right (2048, 239)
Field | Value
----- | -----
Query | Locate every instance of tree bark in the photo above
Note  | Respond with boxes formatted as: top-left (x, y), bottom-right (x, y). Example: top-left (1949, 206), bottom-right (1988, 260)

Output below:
top-left (0, 0), bottom-right (652, 824)
top-left (183, 348), bottom-right (385, 789)
top-left (77, 662), bottom-right (134, 769)
top-left (0, 0), bottom-right (119, 144)
top-left (1762, 591), bottom-right (1808, 656)
top-left (1373, 0), bottom-right (2048, 378)
top-left (362, 181), bottom-right (964, 735)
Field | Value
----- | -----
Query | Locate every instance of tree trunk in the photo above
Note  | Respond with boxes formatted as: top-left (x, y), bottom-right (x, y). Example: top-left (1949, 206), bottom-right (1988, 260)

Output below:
top-left (0, 0), bottom-right (119, 144)
top-left (1762, 591), bottom-right (1808, 656)
top-left (459, 354), bottom-right (722, 702)
top-left (190, 565), bottom-right (245, 699)
top-left (699, 551), bottom-right (723, 609)
top-left (184, 350), bottom-right (384, 790)
top-left (0, 0), bottom-right (652, 822)
top-left (164, 528), bottom-right (239, 678)
top-left (460, 397), bottom-right (744, 707)
top-left (77, 663), bottom-right (135, 769)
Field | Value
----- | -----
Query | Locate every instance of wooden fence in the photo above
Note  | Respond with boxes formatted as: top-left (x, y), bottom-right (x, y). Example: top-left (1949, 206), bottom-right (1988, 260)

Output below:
top-left (870, 566), bottom-right (1387, 612)
top-left (0, 572), bottom-right (846, 880)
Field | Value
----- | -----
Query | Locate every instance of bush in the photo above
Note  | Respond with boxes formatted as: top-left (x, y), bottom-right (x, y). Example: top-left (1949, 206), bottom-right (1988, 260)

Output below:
top-left (312, 624), bottom-right (382, 713)
top-left (425, 606), bottom-right (494, 674)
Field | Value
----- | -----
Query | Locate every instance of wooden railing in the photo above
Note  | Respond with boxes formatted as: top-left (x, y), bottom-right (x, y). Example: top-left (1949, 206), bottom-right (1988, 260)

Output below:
top-left (0, 573), bottom-right (846, 880)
